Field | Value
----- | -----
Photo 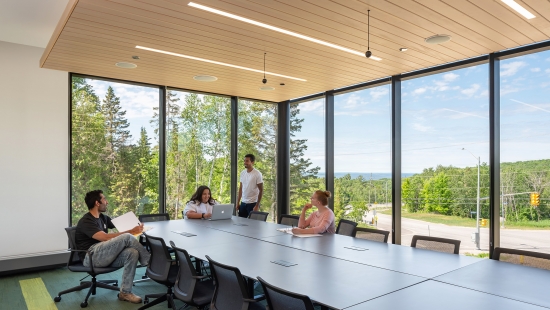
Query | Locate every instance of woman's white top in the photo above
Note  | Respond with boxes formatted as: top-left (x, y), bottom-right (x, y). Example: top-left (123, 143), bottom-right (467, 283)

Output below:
top-left (183, 200), bottom-right (218, 218)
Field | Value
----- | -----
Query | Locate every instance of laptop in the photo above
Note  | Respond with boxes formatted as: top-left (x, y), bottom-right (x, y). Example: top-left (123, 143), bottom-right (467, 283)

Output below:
top-left (209, 204), bottom-right (234, 221)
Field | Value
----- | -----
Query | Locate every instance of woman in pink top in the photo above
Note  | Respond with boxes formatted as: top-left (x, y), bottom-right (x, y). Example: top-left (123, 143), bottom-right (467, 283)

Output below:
top-left (292, 190), bottom-right (336, 234)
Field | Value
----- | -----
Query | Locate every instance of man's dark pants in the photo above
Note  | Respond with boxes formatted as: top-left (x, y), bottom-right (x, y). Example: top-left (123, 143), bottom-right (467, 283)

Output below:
top-left (238, 202), bottom-right (257, 218)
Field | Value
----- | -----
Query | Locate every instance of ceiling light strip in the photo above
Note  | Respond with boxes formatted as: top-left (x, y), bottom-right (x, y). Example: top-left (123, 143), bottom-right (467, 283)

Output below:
top-left (188, 2), bottom-right (380, 61)
top-left (136, 45), bottom-right (306, 81)
top-left (501, 0), bottom-right (535, 19)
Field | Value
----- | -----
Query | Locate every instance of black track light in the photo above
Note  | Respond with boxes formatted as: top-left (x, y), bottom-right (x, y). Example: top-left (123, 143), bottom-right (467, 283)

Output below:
top-left (262, 53), bottom-right (267, 84)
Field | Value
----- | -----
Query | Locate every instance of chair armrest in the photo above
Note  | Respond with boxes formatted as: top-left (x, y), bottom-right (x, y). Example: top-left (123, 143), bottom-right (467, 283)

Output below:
top-left (243, 294), bottom-right (265, 303)
top-left (192, 275), bottom-right (209, 280)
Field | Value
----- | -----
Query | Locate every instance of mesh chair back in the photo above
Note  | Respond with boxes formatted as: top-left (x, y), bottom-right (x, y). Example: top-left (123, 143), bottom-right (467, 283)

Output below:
top-left (279, 215), bottom-right (299, 226)
top-left (336, 219), bottom-right (358, 236)
top-left (145, 234), bottom-right (174, 283)
top-left (258, 277), bottom-right (314, 310)
top-left (65, 227), bottom-right (82, 266)
top-left (170, 241), bottom-right (198, 303)
top-left (353, 227), bottom-right (389, 243)
top-left (494, 247), bottom-right (550, 271)
top-left (411, 235), bottom-right (460, 254)
top-left (139, 213), bottom-right (169, 223)
top-left (248, 211), bottom-right (269, 221)
top-left (206, 255), bottom-right (250, 310)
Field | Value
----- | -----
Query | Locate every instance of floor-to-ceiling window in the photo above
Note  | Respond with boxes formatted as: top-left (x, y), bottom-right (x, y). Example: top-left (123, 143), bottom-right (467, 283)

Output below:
top-left (238, 99), bottom-right (278, 222)
top-left (71, 76), bottom-right (160, 225)
top-left (401, 65), bottom-right (490, 256)
top-left (500, 51), bottom-right (550, 254)
top-left (165, 90), bottom-right (231, 219)
top-left (289, 99), bottom-right (325, 215)
top-left (334, 85), bottom-right (392, 232)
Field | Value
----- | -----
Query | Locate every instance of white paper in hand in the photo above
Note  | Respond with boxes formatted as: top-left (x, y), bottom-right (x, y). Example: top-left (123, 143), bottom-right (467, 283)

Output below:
top-left (111, 211), bottom-right (152, 234)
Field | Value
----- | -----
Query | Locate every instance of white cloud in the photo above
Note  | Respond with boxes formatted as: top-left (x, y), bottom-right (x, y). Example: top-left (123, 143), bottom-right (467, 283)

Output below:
top-left (461, 84), bottom-right (480, 96)
top-left (413, 87), bottom-right (427, 95)
top-left (531, 68), bottom-right (541, 72)
top-left (443, 73), bottom-right (459, 82)
top-left (298, 99), bottom-right (324, 115)
top-left (500, 61), bottom-right (526, 77)
top-left (545, 68), bottom-right (550, 74)
top-left (500, 85), bottom-right (520, 95)
top-left (412, 123), bottom-right (431, 132)
top-left (370, 87), bottom-right (389, 101)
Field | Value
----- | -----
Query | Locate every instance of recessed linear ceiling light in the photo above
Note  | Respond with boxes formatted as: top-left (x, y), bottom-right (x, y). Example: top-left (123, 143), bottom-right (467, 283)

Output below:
top-left (399, 48), bottom-right (408, 52)
top-left (501, 0), bottom-right (535, 19)
top-left (116, 62), bottom-right (137, 68)
top-left (260, 86), bottom-right (275, 91)
top-left (193, 75), bottom-right (218, 82)
top-left (188, 2), bottom-right (381, 61)
top-left (425, 34), bottom-right (451, 44)
top-left (136, 46), bottom-right (306, 81)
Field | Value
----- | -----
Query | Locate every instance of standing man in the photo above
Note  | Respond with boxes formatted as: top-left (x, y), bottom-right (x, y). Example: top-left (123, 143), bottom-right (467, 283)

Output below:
top-left (75, 190), bottom-right (150, 304)
top-left (236, 154), bottom-right (264, 218)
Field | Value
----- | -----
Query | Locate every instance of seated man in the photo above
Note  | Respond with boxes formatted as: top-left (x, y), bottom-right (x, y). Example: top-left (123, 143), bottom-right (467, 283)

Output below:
top-left (75, 190), bottom-right (150, 304)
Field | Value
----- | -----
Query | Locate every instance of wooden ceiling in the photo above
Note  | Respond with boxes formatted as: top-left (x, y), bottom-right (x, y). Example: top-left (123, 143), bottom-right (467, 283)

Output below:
top-left (41, 0), bottom-right (550, 102)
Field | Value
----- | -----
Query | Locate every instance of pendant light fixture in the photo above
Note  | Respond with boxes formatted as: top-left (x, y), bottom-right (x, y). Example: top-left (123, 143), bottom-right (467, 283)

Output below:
top-left (262, 53), bottom-right (267, 84)
top-left (365, 10), bottom-right (382, 61)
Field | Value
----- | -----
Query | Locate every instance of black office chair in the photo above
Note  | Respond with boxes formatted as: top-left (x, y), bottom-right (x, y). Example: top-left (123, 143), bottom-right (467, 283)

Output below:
top-left (257, 276), bottom-right (315, 310)
top-left (248, 211), bottom-right (269, 222)
top-left (169, 241), bottom-right (215, 309)
top-left (279, 214), bottom-right (300, 226)
top-left (336, 219), bottom-right (358, 236)
top-left (206, 255), bottom-right (265, 310)
top-left (138, 234), bottom-right (179, 310)
top-left (353, 227), bottom-right (390, 243)
top-left (53, 227), bottom-right (121, 308)
top-left (140, 213), bottom-right (170, 223)
top-left (135, 213), bottom-right (170, 284)
top-left (494, 247), bottom-right (550, 271)
top-left (411, 235), bottom-right (461, 254)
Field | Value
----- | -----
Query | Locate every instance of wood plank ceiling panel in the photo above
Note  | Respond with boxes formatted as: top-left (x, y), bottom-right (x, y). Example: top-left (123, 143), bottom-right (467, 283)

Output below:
top-left (41, 0), bottom-right (550, 102)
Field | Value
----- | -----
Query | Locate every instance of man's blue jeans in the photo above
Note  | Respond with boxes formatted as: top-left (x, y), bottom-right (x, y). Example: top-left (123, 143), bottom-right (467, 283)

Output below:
top-left (238, 202), bottom-right (257, 218)
top-left (83, 233), bottom-right (150, 293)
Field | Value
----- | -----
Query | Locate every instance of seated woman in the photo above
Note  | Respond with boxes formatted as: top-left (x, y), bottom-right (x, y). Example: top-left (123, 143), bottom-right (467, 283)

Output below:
top-left (183, 185), bottom-right (218, 219)
top-left (292, 190), bottom-right (335, 234)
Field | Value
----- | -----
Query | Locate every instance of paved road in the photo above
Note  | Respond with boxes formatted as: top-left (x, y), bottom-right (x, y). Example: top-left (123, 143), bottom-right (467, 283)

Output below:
top-left (373, 213), bottom-right (550, 254)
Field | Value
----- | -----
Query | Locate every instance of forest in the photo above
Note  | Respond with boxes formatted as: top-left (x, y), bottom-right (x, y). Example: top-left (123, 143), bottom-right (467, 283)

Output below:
top-left (72, 77), bottom-right (549, 226)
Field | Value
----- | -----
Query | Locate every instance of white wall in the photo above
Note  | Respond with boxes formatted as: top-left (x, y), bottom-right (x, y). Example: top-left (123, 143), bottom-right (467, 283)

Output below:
top-left (0, 41), bottom-right (68, 259)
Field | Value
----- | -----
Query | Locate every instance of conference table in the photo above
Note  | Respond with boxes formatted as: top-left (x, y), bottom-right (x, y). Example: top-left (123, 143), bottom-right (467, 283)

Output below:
top-left (144, 216), bottom-right (550, 310)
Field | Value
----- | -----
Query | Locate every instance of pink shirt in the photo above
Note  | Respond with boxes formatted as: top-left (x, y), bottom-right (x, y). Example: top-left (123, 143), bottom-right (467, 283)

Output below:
top-left (298, 208), bottom-right (336, 234)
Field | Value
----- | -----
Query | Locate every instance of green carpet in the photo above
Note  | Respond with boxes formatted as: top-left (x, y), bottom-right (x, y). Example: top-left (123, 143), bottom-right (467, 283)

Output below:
top-left (0, 266), bottom-right (199, 310)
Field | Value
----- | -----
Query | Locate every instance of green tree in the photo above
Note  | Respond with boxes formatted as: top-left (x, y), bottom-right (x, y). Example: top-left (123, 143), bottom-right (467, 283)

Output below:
top-left (420, 172), bottom-right (453, 214)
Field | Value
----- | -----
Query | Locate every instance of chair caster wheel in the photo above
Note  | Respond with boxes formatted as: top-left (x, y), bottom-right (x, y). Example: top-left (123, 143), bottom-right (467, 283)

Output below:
top-left (80, 301), bottom-right (88, 308)
top-left (54, 296), bottom-right (61, 302)
top-left (144, 297), bottom-right (149, 304)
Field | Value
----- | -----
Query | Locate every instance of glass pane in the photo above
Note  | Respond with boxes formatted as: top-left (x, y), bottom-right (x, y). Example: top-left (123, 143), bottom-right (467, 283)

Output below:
top-left (238, 100), bottom-right (277, 222)
top-left (165, 90), bottom-right (231, 219)
top-left (402, 65), bottom-right (489, 257)
top-left (334, 85), bottom-right (392, 235)
top-left (290, 99), bottom-right (325, 215)
top-left (500, 52), bottom-right (550, 254)
top-left (71, 77), bottom-right (160, 225)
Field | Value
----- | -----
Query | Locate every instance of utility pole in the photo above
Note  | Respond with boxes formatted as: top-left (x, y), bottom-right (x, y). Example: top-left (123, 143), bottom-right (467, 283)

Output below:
top-left (463, 148), bottom-right (481, 250)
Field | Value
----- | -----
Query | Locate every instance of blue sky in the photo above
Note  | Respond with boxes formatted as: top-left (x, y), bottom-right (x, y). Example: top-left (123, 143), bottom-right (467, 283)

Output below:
top-left (84, 49), bottom-right (550, 174)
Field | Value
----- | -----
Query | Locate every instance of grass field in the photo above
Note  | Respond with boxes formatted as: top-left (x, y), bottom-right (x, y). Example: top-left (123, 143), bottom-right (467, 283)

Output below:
top-left (380, 209), bottom-right (550, 230)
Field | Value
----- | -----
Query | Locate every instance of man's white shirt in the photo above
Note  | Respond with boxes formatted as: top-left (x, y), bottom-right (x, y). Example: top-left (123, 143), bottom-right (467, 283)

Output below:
top-left (240, 168), bottom-right (263, 203)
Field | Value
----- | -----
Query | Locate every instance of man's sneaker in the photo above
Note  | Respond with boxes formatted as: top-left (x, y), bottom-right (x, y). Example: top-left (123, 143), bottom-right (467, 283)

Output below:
top-left (119, 292), bottom-right (142, 304)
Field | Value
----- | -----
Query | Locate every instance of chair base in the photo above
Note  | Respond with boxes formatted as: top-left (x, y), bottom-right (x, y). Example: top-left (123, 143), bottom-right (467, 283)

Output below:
top-left (54, 277), bottom-right (119, 308)
top-left (139, 289), bottom-right (177, 310)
